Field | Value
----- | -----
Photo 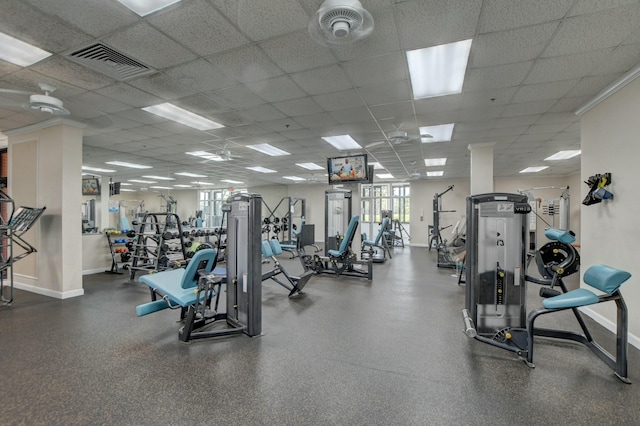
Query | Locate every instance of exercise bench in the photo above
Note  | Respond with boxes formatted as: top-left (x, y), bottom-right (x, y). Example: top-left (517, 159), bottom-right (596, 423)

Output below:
top-left (136, 249), bottom-right (238, 342)
top-left (361, 217), bottom-right (392, 262)
top-left (261, 239), bottom-right (313, 297)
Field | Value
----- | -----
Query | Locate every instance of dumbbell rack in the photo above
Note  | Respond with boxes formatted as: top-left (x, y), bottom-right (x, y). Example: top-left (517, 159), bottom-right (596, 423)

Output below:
top-left (0, 188), bottom-right (46, 305)
top-left (104, 231), bottom-right (132, 275)
top-left (128, 213), bottom-right (188, 281)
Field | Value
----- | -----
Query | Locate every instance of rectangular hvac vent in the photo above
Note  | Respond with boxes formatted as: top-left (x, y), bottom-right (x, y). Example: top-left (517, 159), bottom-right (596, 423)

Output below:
top-left (66, 43), bottom-right (155, 81)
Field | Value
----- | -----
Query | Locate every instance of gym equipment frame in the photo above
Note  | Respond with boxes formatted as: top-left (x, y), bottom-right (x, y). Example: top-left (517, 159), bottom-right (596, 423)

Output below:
top-left (136, 193), bottom-right (262, 341)
top-left (0, 189), bottom-right (46, 305)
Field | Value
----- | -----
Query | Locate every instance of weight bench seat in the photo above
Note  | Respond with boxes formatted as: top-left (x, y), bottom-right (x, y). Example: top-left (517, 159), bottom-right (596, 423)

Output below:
top-left (328, 215), bottom-right (359, 258)
top-left (136, 249), bottom-right (218, 316)
top-left (542, 264), bottom-right (631, 310)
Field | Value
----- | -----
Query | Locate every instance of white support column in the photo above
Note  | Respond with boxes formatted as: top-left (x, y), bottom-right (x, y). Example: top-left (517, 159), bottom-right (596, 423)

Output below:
top-left (6, 119), bottom-right (84, 299)
top-left (468, 143), bottom-right (495, 195)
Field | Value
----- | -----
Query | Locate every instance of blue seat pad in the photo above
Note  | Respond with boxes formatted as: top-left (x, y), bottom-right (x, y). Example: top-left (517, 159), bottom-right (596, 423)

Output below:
top-left (543, 288), bottom-right (599, 309)
top-left (140, 269), bottom-right (199, 307)
top-left (327, 249), bottom-right (341, 257)
top-left (583, 264), bottom-right (631, 294)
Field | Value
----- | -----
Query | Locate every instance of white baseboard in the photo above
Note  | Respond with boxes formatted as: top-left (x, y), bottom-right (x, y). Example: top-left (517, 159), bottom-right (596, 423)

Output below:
top-left (14, 281), bottom-right (84, 300)
top-left (83, 267), bottom-right (109, 275)
top-left (580, 306), bottom-right (640, 350)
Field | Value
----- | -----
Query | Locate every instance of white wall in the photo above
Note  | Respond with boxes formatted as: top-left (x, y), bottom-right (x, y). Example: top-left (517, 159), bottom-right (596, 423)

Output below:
top-left (580, 75), bottom-right (640, 345)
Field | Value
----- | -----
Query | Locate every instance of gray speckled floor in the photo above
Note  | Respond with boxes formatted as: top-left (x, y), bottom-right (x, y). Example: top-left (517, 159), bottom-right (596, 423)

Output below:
top-left (1, 247), bottom-right (639, 425)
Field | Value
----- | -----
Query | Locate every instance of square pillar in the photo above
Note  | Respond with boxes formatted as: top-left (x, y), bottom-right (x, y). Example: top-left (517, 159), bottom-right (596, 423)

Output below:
top-left (468, 143), bottom-right (495, 195)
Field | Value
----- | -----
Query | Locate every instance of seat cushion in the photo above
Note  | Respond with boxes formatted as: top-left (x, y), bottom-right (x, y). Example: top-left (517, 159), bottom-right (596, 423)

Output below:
top-left (542, 288), bottom-right (599, 309)
top-left (139, 269), bottom-right (200, 307)
top-left (583, 264), bottom-right (631, 294)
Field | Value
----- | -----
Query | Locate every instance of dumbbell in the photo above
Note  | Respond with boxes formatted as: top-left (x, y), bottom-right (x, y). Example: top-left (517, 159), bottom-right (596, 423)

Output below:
top-left (162, 231), bottom-right (174, 240)
top-left (283, 224), bottom-right (289, 231)
top-left (272, 225), bottom-right (281, 234)
top-left (263, 218), bottom-right (271, 225)
top-left (282, 217), bottom-right (288, 224)
top-left (273, 217), bottom-right (280, 224)
top-left (262, 225), bottom-right (270, 233)
top-left (183, 231), bottom-right (190, 238)
top-left (126, 230), bottom-right (136, 238)
top-left (120, 252), bottom-right (131, 262)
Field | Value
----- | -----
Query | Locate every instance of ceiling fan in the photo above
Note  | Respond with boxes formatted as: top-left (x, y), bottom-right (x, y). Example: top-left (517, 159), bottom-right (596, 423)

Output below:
top-left (0, 82), bottom-right (113, 129)
top-left (0, 83), bottom-right (70, 116)
top-left (199, 142), bottom-right (244, 162)
top-left (365, 124), bottom-right (433, 149)
top-left (308, 0), bottom-right (375, 47)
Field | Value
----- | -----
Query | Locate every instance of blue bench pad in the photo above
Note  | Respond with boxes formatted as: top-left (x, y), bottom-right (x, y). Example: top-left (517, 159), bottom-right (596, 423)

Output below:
top-left (583, 264), bottom-right (631, 294)
top-left (543, 288), bottom-right (599, 309)
top-left (545, 228), bottom-right (576, 244)
top-left (139, 269), bottom-right (200, 307)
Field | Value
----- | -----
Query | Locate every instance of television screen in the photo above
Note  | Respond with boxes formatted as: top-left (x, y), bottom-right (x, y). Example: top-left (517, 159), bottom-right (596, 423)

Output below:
top-left (82, 178), bottom-right (101, 196)
top-left (109, 182), bottom-right (121, 196)
top-left (327, 154), bottom-right (369, 184)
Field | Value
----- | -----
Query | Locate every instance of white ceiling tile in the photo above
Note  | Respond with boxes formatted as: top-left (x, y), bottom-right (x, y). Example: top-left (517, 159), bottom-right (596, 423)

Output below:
top-left (547, 95), bottom-right (592, 113)
top-left (24, 0), bottom-right (137, 38)
top-left (113, 108), bottom-right (171, 126)
top-left (273, 97), bottom-right (324, 117)
top-left (527, 123), bottom-right (572, 134)
top-left (568, 0), bottom-right (640, 16)
top-left (462, 87), bottom-right (518, 108)
top-left (147, 0), bottom-right (248, 56)
top-left (333, 8), bottom-right (400, 61)
top-left (208, 45), bottom-right (284, 84)
top-left (394, 0), bottom-right (482, 50)
top-left (542, 6), bottom-right (640, 57)
top-left (329, 107), bottom-right (372, 124)
top-left (29, 56), bottom-right (115, 90)
top-left (293, 112), bottom-right (337, 128)
top-left (127, 72), bottom-right (195, 100)
top-left (524, 50), bottom-right (612, 84)
top-left (260, 119), bottom-right (303, 133)
top-left (207, 111), bottom-right (254, 127)
top-left (535, 112), bottom-right (579, 125)
top-left (589, 43), bottom-right (640, 76)
top-left (246, 76), bottom-right (306, 103)
top-left (312, 90), bottom-right (366, 111)
top-left (414, 95), bottom-right (462, 114)
top-left (493, 115), bottom-right (541, 128)
top-left (344, 52), bottom-right (408, 88)
top-left (129, 126), bottom-right (175, 138)
top-left (173, 94), bottom-right (229, 115)
top-left (565, 74), bottom-right (624, 98)
top-left (260, 31), bottom-right (337, 74)
top-left (502, 99), bottom-right (556, 117)
top-left (103, 22), bottom-right (198, 70)
top-left (96, 83), bottom-right (163, 108)
top-left (290, 64), bottom-right (353, 96)
top-left (66, 92), bottom-right (132, 114)
top-left (238, 104), bottom-right (287, 122)
top-left (358, 80), bottom-right (411, 105)
top-left (0, 1), bottom-right (93, 53)
top-left (165, 60), bottom-right (236, 93)
top-left (458, 105), bottom-right (505, 121)
top-left (469, 22), bottom-right (558, 68)
top-left (511, 79), bottom-right (579, 103)
top-left (465, 61), bottom-right (533, 91)
top-left (369, 101), bottom-right (415, 122)
top-left (207, 85), bottom-right (266, 109)
top-left (213, 0), bottom-right (310, 42)
top-left (478, 0), bottom-right (573, 33)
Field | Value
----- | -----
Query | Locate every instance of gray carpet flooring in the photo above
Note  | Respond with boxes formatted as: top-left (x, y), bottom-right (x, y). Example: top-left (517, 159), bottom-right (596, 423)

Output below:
top-left (1, 246), bottom-right (639, 425)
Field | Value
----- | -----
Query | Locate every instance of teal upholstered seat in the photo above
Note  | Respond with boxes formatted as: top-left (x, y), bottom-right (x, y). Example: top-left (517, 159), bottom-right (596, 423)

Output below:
top-left (327, 215), bottom-right (359, 258)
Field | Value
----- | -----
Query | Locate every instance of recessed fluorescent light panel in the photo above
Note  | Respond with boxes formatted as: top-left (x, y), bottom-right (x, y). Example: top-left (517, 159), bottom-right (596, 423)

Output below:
top-left (142, 103), bottom-right (224, 130)
top-left (322, 135), bottom-right (362, 150)
top-left (424, 158), bottom-right (447, 167)
top-left (106, 161), bottom-right (152, 169)
top-left (128, 179), bottom-right (156, 184)
top-left (120, 188), bottom-right (136, 192)
top-left (296, 162), bottom-right (324, 170)
top-left (191, 181), bottom-right (214, 185)
top-left (82, 166), bottom-right (116, 173)
top-left (407, 39), bottom-right (472, 99)
top-left (150, 186), bottom-right (172, 190)
top-left (174, 184), bottom-right (192, 188)
top-left (283, 176), bottom-right (306, 181)
top-left (117, 0), bottom-right (181, 17)
top-left (377, 174), bottom-right (395, 179)
top-left (247, 144), bottom-right (290, 156)
top-left (369, 162), bottom-right (384, 170)
top-left (520, 166), bottom-right (549, 173)
top-left (426, 171), bottom-right (444, 177)
top-left (120, 183), bottom-right (132, 186)
top-left (175, 172), bottom-right (207, 178)
top-left (419, 123), bottom-right (455, 143)
top-left (544, 150), bottom-right (581, 161)
top-left (185, 151), bottom-right (224, 162)
top-left (247, 166), bottom-right (277, 174)
top-left (143, 175), bottom-right (175, 181)
top-left (0, 32), bottom-right (51, 66)
top-left (221, 179), bottom-right (243, 184)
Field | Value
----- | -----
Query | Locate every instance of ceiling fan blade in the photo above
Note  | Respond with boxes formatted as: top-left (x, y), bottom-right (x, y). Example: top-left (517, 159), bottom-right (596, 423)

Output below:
top-left (365, 141), bottom-right (386, 149)
top-left (0, 88), bottom-right (34, 96)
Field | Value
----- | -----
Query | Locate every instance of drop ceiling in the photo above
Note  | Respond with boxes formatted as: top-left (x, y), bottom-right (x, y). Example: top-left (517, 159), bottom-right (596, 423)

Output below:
top-left (1, 0), bottom-right (639, 190)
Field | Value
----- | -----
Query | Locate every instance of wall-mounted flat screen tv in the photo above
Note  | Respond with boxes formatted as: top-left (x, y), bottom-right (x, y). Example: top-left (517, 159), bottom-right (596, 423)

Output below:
top-left (327, 153), bottom-right (369, 184)
top-left (82, 177), bottom-right (101, 196)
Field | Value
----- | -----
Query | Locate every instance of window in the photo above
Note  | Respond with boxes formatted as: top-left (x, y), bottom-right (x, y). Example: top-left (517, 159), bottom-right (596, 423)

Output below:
top-left (198, 188), bottom-right (247, 227)
top-left (361, 183), bottom-right (410, 224)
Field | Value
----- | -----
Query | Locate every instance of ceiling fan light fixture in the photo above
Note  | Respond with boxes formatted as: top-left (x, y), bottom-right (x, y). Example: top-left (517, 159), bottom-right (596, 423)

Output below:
top-left (309, 0), bottom-right (374, 47)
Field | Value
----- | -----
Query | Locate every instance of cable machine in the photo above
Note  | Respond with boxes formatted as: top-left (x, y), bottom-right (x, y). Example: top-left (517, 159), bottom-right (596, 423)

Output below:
top-left (517, 186), bottom-right (570, 251)
top-left (325, 188), bottom-right (352, 253)
top-left (429, 185), bottom-right (455, 250)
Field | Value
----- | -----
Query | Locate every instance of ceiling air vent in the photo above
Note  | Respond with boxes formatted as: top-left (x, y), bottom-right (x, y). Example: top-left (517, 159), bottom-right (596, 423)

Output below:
top-left (65, 43), bottom-right (155, 81)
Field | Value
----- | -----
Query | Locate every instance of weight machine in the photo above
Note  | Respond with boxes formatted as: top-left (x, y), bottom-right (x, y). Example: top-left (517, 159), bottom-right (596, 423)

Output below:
top-left (0, 188), bottom-right (46, 305)
top-left (429, 185), bottom-right (455, 251)
top-left (262, 197), bottom-right (306, 244)
top-left (462, 193), bottom-right (631, 382)
top-left (517, 186), bottom-right (570, 251)
top-left (135, 193), bottom-right (262, 341)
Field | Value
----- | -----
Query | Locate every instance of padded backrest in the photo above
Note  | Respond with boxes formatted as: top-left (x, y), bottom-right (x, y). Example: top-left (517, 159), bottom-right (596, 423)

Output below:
top-left (293, 218), bottom-right (305, 236)
top-left (337, 215), bottom-right (359, 254)
top-left (374, 218), bottom-right (390, 244)
top-left (269, 239), bottom-right (283, 255)
top-left (261, 240), bottom-right (274, 257)
top-left (583, 264), bottom-right (631, 294)
top-left (181, 248), bottom-right (216, 289)
top-left (545, 228), bottom-right (576, 244)
top-left (120, 216), bottom-right (131, 232)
